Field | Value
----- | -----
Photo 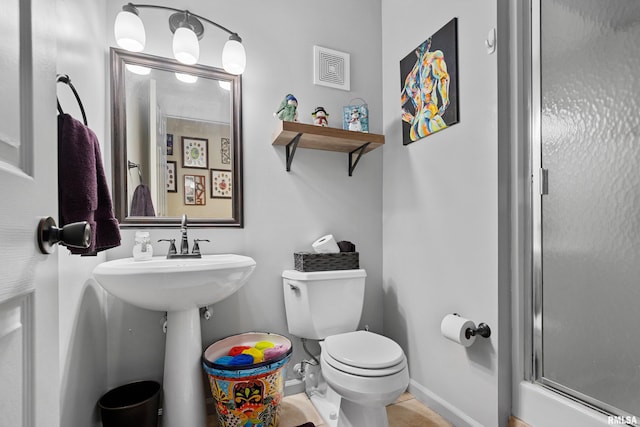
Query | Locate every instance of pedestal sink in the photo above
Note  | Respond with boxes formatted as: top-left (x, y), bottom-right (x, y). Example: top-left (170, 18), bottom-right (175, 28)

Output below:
top-left (93, 254), bottom-right (256, 427)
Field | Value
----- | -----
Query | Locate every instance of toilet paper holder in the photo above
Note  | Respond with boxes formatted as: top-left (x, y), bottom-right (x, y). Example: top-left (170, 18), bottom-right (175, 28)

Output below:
top-left (465, 323), bottom-right (491, 339)
top-left (453, 313), bottom-right (492, 340)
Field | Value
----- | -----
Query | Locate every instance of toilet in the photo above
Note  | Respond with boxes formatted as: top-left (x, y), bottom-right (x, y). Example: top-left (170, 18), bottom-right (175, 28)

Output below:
top-left (282, 269), bottom-right (409, 427)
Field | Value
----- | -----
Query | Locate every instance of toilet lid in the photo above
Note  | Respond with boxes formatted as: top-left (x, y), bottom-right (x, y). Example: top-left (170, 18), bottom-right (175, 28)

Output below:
top-left (324, 331), bottom-right (405, 370)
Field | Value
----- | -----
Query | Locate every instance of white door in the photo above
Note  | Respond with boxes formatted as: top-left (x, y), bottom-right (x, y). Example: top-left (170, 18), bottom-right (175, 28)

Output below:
top-left (0, 1), bottom-right (60, 426)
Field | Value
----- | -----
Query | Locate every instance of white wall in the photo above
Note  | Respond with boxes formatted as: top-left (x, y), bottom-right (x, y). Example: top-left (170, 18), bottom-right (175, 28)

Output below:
top-left (103, 0), bottom-right (384, 391)
top-left (56, 0), bottom-right (110, 426)
top-left (381, 1), bottom-right (511, 426)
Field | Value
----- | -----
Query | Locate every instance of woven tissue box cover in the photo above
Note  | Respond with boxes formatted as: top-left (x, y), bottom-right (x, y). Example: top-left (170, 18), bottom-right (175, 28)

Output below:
top-left (294, 252), bottom-right (360, 272)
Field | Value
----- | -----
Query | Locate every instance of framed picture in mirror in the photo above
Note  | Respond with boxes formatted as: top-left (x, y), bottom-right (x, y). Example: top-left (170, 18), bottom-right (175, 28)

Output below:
top-left (167, 133), bottom-right (174, 155)
top-left (211, 169), bottom-right (232, 199)
top-left (182, 137), bottom-right (208, 169)
top-left (167, 161), bottom-right (177, 193)
top-left (184, 174), bottom-right (206, 205)
top-left (221, 137), bottom-right (230, 164)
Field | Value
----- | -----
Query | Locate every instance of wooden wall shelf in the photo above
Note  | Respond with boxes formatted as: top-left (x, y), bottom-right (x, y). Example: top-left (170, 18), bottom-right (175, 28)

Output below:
top-left (272, 121), bottom-right (385, 176)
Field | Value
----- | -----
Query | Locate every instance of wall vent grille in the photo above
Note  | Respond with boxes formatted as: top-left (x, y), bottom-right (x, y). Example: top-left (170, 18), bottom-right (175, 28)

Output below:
top-left (313, 46), bottom-right (350, 91)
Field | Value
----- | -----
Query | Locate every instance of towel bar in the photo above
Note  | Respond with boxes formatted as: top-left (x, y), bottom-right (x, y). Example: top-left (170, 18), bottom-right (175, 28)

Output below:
top-left (56, 74), bottom-right (88, 125)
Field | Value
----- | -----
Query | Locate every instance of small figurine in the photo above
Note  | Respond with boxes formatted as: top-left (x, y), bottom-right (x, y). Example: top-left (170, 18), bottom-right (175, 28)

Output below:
top-left (311, 106), bottom-right (329, 127)
top-left (347, 108), bottom-right (363, 132)
top-left (274, 94), bottom-right (298, 122)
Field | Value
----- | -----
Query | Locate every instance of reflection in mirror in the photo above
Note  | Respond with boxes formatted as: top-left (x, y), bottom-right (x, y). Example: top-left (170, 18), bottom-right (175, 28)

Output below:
top-left (110, 48), bottom-right (243, 227)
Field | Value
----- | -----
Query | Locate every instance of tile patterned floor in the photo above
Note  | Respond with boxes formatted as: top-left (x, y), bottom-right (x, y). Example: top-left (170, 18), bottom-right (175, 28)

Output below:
top-left (205, 392), bottom-right (451, 427)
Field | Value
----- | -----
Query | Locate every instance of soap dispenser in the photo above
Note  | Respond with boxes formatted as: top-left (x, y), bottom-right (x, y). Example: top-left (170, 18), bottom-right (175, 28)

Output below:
top-left (133, 231), bottom-right (153, 261)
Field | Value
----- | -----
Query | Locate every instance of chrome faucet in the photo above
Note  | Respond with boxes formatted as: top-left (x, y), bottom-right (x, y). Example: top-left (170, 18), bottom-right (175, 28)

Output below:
top-left (180, 214), bottom-right (189, 255)
top-left (158, 214), bottom-right (208, 259)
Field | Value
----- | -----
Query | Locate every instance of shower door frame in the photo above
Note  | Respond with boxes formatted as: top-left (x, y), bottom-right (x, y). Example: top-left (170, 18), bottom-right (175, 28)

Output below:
top-left (529, 0), bottom-right (638, 421)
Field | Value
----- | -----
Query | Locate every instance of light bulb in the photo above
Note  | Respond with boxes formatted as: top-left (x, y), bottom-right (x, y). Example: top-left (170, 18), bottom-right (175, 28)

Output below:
top-left (173, 27), bottom-right (199, 65)
top-left (114, 9), bottom-right (145, 52)
top-left (175, 73), bottom-right (198, 84)
top-left (126, 64), bottom-right (151, 75)
top-left (222, 38), bottom-right (246, 75)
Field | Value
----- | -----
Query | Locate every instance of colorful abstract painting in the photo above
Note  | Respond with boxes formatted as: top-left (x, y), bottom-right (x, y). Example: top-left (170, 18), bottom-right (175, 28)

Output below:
top-left (400, 18), bottom-right (459, 145)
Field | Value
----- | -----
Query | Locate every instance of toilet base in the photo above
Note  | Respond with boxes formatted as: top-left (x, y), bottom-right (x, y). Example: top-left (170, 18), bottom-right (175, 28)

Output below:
top-left (308, 384), bottom-right (389, 427)
top-left (304, 363), bottom-right (391, 427)
top-left (340, 398), bottom-right (389, 427)
top-left (304, 362), bottom-right (338, 427)
top-left (309, 386), bottom-right (340, 427)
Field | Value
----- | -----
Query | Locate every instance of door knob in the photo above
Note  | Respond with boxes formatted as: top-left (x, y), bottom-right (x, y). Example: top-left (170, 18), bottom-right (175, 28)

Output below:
top-left (37, 216), bottom-right (91, 254)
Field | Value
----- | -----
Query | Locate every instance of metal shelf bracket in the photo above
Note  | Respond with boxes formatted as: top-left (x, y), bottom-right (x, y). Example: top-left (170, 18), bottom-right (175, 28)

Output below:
top-left (348, 142), bottom-right (371, 176)
top-left (285, 133), bottom-right (302, 172)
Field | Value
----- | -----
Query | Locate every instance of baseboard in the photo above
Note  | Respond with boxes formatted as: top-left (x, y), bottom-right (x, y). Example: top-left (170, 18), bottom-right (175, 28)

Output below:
top-left (408, 379), bottom-right (484, 427)
top-left (285, 378), bottom-right (305, 396)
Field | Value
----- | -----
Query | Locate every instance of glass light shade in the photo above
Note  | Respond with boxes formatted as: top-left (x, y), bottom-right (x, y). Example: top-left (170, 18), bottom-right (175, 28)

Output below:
top-left (218, 80), bottom-right (231, 91)
top-left (125, 64), bottom-right (151, 75)
top-left (175, 73), bottom-right (198, 84)
top-left (114, 10), bottom-right (146, 52)
top-left (173, 27), bottom-right (199, 65)
top-left (222, 39), bottom-right (246, 75)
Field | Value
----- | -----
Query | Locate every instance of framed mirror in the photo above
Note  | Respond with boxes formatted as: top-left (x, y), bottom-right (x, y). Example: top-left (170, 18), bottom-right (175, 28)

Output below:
top-left (110, 48), bottom-right (243, 227)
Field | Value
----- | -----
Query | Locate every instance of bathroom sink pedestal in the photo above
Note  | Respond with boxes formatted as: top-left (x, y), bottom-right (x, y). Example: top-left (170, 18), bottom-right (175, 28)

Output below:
top-left (162, 308), bottom-right (206, 427)
top-left (91, 254), bottom-right (257, 427)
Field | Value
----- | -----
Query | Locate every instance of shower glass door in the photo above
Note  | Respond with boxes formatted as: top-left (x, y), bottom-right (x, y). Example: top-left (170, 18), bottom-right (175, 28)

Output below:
top-left (534, 0), bottom-right (640, 419)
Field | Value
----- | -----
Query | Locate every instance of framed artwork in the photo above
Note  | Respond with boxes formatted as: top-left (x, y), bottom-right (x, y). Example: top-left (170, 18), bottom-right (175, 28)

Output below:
top-left (167, 133), bottom-right (174, 155)
top-left (400, 17), bottom-right (459, 145)
top-left (182, 137), bottom-right (208, 169)
top-left (221, 138), bottom-right (230, 164)
top-left (184, 174), bottom-right (206, 205)
top-left (210, 169), bottom-right (232, 199)
top-left (166, 161), bottom-right (177, 193)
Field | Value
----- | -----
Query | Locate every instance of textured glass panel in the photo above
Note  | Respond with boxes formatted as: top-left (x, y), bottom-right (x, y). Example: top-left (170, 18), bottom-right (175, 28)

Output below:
top-left (541, 0), bottom-right (640, 416)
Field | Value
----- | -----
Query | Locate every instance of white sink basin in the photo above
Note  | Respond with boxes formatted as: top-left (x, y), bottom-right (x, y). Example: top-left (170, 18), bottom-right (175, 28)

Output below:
top-left (92, 253), bottom-right (256, 427)
top-left (93, 254), bottom-right (256, 311)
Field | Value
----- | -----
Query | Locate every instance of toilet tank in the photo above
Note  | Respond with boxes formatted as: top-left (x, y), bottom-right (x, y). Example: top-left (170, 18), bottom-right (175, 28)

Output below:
top-left (282, 269), bottom-right (366, 340)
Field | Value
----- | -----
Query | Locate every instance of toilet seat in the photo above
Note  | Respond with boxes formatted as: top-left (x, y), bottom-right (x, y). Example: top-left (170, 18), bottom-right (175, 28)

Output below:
top-left (322, 351), bottom-right (406, 377)
top-left (323, 331), bottom-right (407, 377)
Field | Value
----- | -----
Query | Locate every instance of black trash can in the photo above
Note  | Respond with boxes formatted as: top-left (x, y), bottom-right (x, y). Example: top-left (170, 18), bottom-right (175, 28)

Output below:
top-left (98, 380), bottom-right (161, 427)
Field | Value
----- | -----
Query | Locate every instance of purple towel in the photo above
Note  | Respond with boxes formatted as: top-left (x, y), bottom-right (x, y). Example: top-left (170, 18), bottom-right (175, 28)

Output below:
top-left (130, 184), bottom-right (156, 216)
top-left (58, 113), bottom-right (121, 254)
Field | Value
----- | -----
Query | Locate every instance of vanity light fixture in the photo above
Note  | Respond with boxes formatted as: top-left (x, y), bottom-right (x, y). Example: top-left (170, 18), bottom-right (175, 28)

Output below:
top-left (114, 3), bottom-right (246, 75)
top-left (175, 72), bottom-right (198, 84)
top-left (125, 64), bottom-right (151, 75)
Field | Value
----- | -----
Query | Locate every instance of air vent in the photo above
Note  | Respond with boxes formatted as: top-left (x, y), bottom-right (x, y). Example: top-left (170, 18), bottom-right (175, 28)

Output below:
top-left (313, 46), bottom-right (350, 91)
